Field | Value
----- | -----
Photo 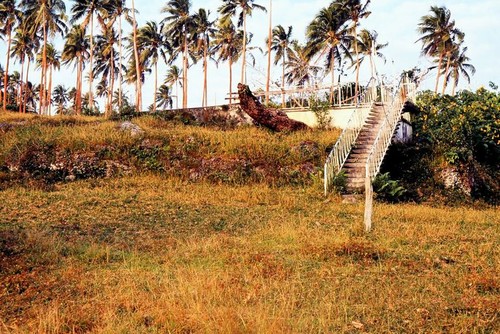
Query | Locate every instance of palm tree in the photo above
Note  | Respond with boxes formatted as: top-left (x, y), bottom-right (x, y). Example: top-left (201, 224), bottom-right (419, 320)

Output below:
top-left (338, 0), bottom-right (371, 97)
top-left (41, 43), bottom-right (61, 115)
top-left (62, 25), bottom-right (89, 115)
top-left (94, 25), bottom-right (119, 116)
top-left (0, 0), bottom-right (22, 112)
top-left (70, 0), bottom-right (107, 114)
top-left (285, 41), bottom-right (321, 88)
top-left (102, 0), bottom-right (133, 111)
top-left (445, 46), bottom-right (475, 95)
top-left (161, 0), bottom-right (193, 109)
top-left (306, 2), bottom-right (351, 103)
top-left (124, 31), bottom-right (150, 110)
top-left (52, 84), bottom-right (68, 114)
top-left (213, 19), bottom-right (243, 105)
top-left (156, 84), bottom-right (173, 110)
top-left (137, 21), bottom-right (168, 113)
top-left (192, 8), bottom-right (216, 107)
top-left (417, 6), bottom-right (463, 93)
top-left (218, 0), bottom-right (266, 84)
top-left (6, 71), bottom-right (21, 107)
top-left (357, 29), bottom-right (387, 80)
top-left (440, 35), bottom-right (464, 94)
top-left (22, 0), bottom-right (67, 115)
top-left (130, 0), bottom-right (141, 111)
top-left (267, 24), bottom-right (293, 107)
top-left (10, 21), bottom-right (38, 113)
top-left (265, 0), bottom-right (272, 105)
top-left (164, 65), bottom-right (182, 109)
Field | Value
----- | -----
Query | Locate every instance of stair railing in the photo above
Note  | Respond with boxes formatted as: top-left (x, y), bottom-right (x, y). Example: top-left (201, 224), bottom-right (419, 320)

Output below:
top-left (324, 78), bottom-right (377, 195)
top-left (363, 78), bottom-right (416, 231)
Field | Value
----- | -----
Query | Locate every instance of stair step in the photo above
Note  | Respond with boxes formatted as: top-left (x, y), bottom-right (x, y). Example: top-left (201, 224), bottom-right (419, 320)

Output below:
top-left (344, 163), bottom-right (366, 169)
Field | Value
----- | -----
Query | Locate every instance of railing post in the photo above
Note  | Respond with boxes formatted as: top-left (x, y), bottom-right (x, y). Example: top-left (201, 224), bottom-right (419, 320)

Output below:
top-left (363, 170), bottom-right (372, 232)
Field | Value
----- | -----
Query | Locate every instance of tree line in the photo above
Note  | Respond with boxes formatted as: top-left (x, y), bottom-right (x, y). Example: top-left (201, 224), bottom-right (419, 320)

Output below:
top-left (0, 0), bottom-right (475, 117)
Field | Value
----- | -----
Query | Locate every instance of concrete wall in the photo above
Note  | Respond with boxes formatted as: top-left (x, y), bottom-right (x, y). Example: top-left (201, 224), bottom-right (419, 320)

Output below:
top-left (285, 107), bottom-right (372, 129)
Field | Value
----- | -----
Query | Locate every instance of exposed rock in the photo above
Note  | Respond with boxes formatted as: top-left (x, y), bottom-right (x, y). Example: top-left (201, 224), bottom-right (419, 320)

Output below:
top-left (237, 83), bottom-right (309, 132)
top-left (440, 166), bottom-right (472, 196)
top-left (119, 121), bottom-right (144, 137)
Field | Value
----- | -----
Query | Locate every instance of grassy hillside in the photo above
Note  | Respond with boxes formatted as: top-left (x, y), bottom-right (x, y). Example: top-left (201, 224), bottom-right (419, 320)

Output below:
top-left (0, 113), bottom-right (498, 333)
top-left (0, 113), bottom-right (339, 190)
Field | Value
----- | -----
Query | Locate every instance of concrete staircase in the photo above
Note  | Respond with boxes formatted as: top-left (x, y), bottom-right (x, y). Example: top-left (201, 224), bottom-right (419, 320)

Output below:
top-left (342, 102), bottom-right (386, 193)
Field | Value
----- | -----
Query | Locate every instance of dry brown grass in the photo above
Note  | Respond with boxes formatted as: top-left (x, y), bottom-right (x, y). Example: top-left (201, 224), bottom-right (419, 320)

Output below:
top-left (0, 176), bottom-right (498, 333)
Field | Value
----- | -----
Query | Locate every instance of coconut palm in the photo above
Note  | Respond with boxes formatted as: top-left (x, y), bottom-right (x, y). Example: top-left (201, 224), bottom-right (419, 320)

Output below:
top-left (264, 0), bottom-right (272, 105)
top-left (445, 46), bottom-right (475, 95)
top-left (22, 0), bottom-right (67, 115)
top-left (5, 71), bottom-right (21, 107)
top-left (306, 2), bottom-right (352, 103)
top-left (124, 31), bottom-right (151, 110)
top-left (440, 35), bottom-right (464, 94)
top-left (164, 65), bottom-right (182, 109)
top-left (129, 0), bottom-right (142, 111)
top-left (52, 84), bottom-right (68, 114)
top-left (70, 0), bottom-right (108, 114)
top-left (38, 43), bottom-right (61, 114)
top-left (62, 25), bottom-right (89, 115)
top-left (137, 21), bottom-right (168, 113)
top-left (161, 0), bottom-right (193, 109)
top-left (218, 0), bottom-right (266, 84)
top-left (0, 0), bottom-right (23, 112)
top-left (156, 84), bottom-right (173, 110)
top-left (285, 41), bottom-right (321, 88)
top-left (101, 0), bottom-right (133, 111)
top-left (10, 22), bottom-right (39, 113)
top-left (338, 0), bottom-right (371, 97)
top-left (356, 29), bottom-right (387, 80)
top-left (417, 6), bottom-right (463, 93)
top-left (94, 25), bottom-right (119, 116)
top-left (267, 24), bottom-right (293, 107)
top-left (192, 8), bottom-right (216, 107)
top-left (43, 43), bottom-right (61, 115)
top-left (212, 19), bottom-right (244, 105)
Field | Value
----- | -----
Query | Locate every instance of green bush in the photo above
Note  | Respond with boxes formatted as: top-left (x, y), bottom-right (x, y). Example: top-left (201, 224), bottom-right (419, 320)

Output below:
top-left (381, 88), bottom-right (499, 204)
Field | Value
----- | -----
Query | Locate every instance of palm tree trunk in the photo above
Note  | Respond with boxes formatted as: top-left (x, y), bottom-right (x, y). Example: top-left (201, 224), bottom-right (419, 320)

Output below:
top-left (434, 51), bottom-right (444, 93)
top-left (18, 57), bottom-right (25, 114)
top-left (131, 0), bottom-right (141, 111)
top-left (175, 81), bottom-right (179, 109)
top-left (369, 51), bottom-right (375, 79)
top-left (182, 40), bottom-right (188, 108)
top-left (76, 54), bottom-right (83, 115)
top-left (241, 13), bottom-right (247, 84)
top-left (451, 71), bottom-right (457, 95)
top-left (24, 60), bottom-right (30, 114)
top-left (265, 0), bottom-right (272, 105)
top-left (89, 13), bottom-right (95, 113)
top-left (202, 45), bottom-right (208, 107)
top-left (329, 62), bottom-right (335, 104)
top-left (118, 15), bottom-right (123, 112)
top-left (48, 66), bottom-right (53, 115)
top-left (281, 52), bottom-right (285, 108)
top-left (2, 28), bottom-right (12, 112)
top-left (353, 23), bottom-right (360, 98)
top-left (441, 54), bottom-right (451, 94)
top-left (153, 62), bottom-right (158, 112)
top-left (108, 48), bottom-right (115, 118)
top-left (41, 24), bottom-right (48, 115)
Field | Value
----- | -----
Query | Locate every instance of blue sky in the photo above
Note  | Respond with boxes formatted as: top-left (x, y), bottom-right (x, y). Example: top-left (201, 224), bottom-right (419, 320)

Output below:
top-left (1, 0), bottom-right (498, 109)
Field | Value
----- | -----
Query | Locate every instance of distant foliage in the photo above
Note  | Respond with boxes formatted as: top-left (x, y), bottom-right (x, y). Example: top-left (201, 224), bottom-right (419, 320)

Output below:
top-left (382, 88), bottom-right (499, 204)
top-left (415, 89), bottom-right (499, 168)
